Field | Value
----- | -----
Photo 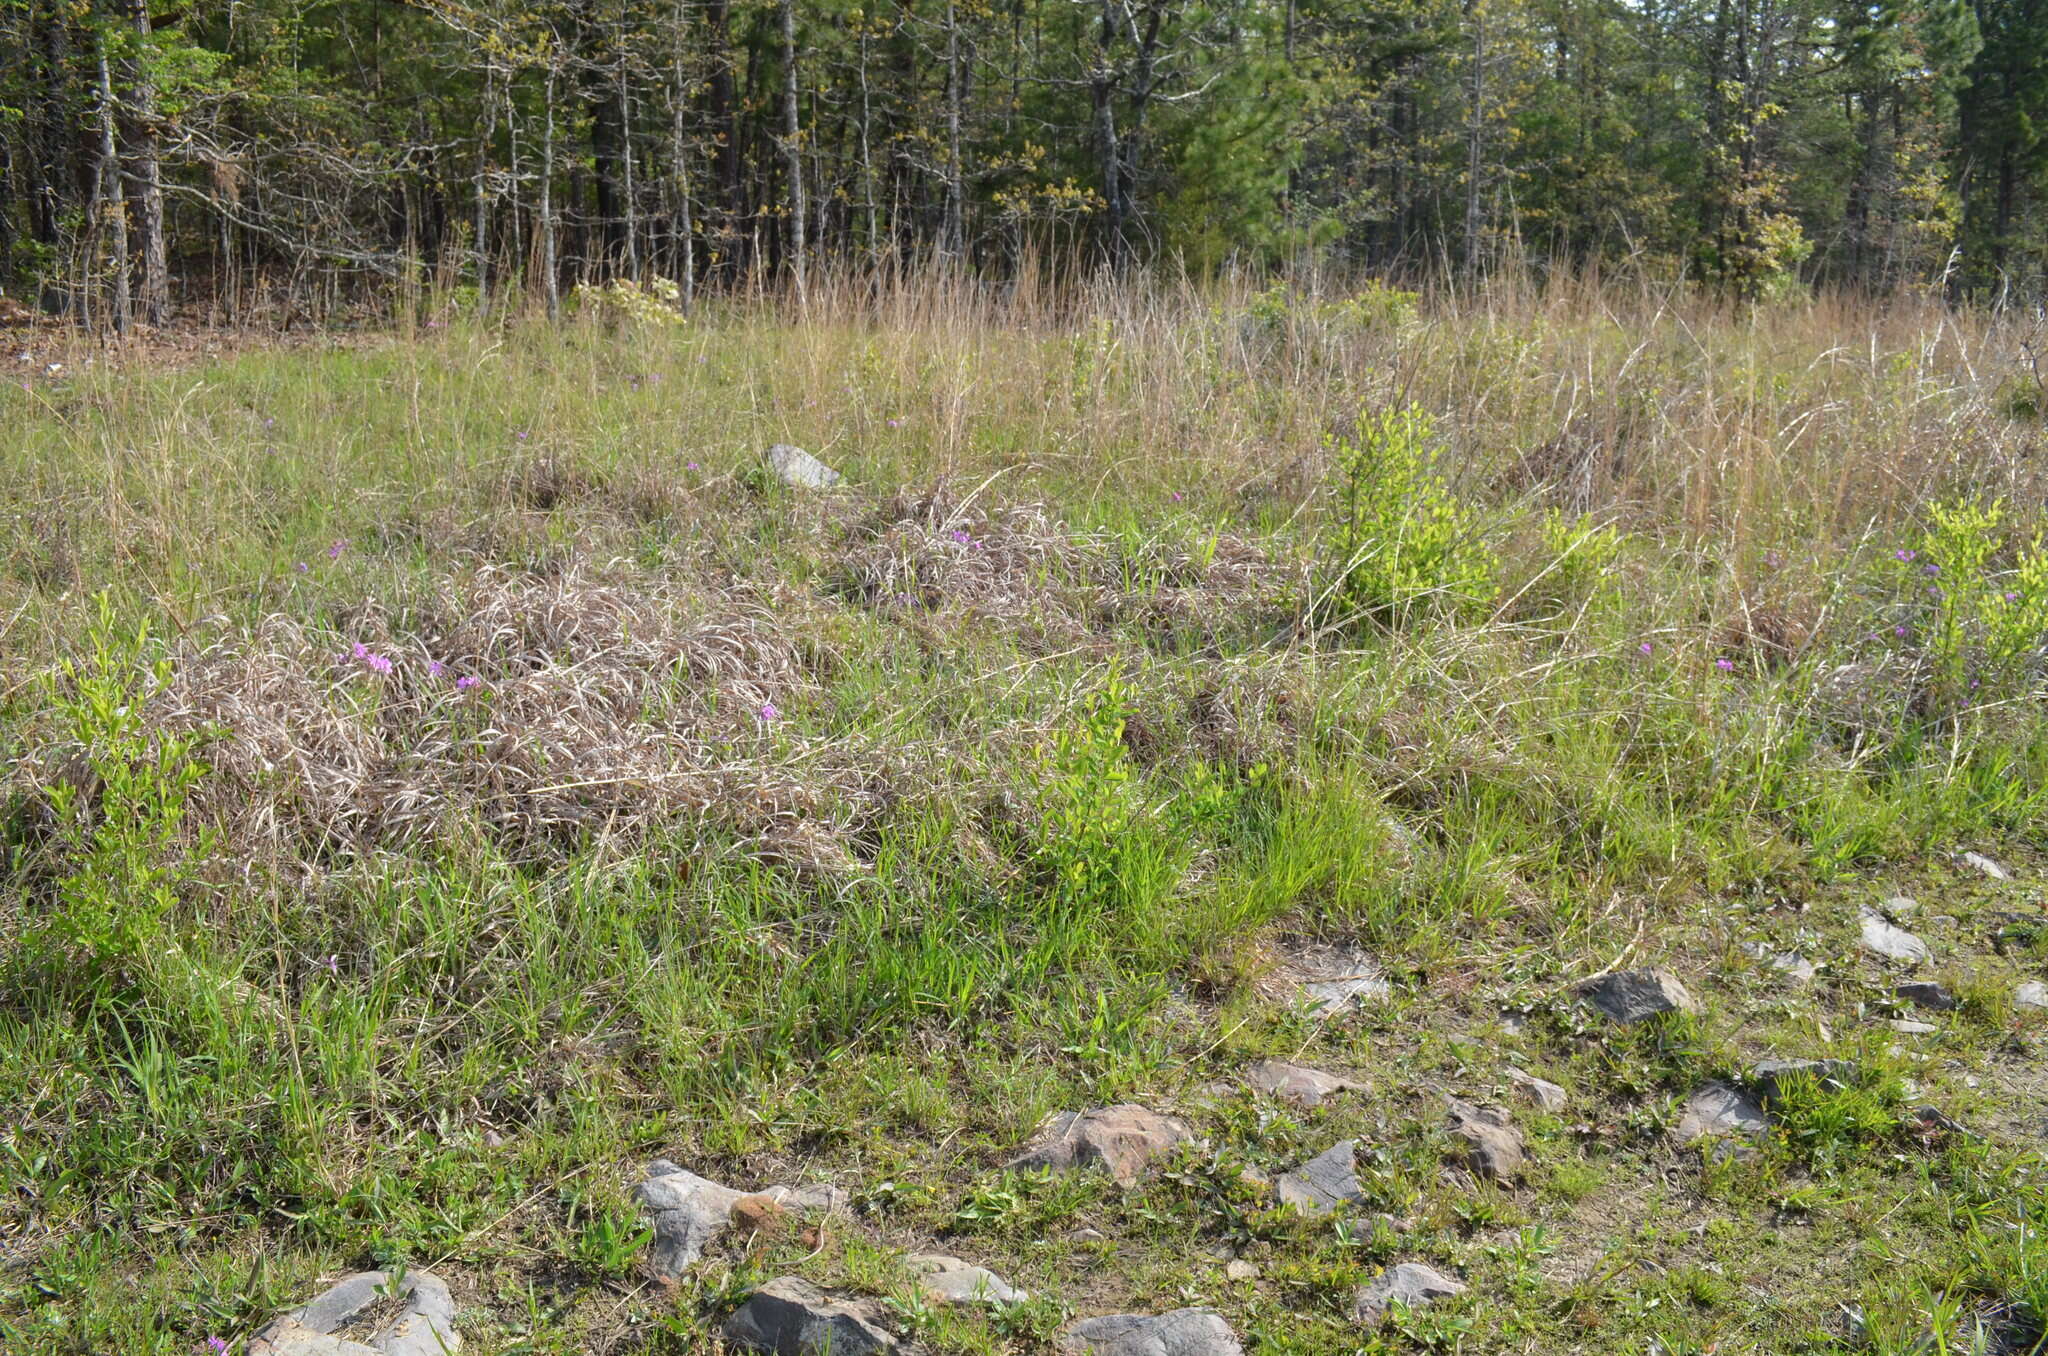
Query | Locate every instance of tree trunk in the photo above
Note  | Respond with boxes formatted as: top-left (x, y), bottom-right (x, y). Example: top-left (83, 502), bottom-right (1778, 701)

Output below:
top-left (130, 0), bottom-right (167, 324)
top-left (780, 0), bottom-right (806, 299)
top-left (96, 39), bottom-right (130, 334)
top-left (1462, 0), bottom-right (1486, 275)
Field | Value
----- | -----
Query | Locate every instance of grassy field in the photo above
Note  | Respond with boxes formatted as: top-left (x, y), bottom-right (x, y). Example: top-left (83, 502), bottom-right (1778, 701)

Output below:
top-left (3, 273), bottom-right (2048, 1355)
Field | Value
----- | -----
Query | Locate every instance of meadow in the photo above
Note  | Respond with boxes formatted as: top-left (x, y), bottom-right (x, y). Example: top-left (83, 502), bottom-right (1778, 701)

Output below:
top-left (2, 272), bottom-right (2047, 1354)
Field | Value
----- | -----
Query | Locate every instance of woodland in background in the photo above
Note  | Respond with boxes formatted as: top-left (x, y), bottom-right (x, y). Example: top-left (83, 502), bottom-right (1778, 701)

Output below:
top-left (0, 0), bottom-right (2043, 328)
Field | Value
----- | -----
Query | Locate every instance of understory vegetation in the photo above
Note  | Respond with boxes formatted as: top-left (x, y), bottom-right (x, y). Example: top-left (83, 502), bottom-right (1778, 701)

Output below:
top-left (2, 274), bottom-right (2048, 1354)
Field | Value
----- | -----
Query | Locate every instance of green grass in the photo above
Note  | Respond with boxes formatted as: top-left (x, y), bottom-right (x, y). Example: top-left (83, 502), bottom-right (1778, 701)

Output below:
top-left (2, 279), bottom-right (2047, 1353)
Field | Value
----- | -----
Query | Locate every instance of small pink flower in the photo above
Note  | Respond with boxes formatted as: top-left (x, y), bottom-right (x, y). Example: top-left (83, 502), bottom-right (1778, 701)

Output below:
top-left (1715, 658), bottom-right (1736, 672)
top-left (328, 538), bottom-right (348, 560)
top-left (886, 418), bottom-right (902, 428)
top-left (455, 674), bottom-right (482, 691)
top-left (686, 461), bottom-right (701, 471)
top-left (1170, 491), bottom-right (1183, 502)
top-left (428, 660), bottom-right (446, 679)
top-left (1638, 641), bottom-right (1653, 656)
top-left (758, 701), bottom-right (780, 722)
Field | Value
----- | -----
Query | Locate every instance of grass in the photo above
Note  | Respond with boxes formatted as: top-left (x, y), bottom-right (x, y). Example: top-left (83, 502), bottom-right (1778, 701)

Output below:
top-left (1, 269), bottom-right (2047, 1354)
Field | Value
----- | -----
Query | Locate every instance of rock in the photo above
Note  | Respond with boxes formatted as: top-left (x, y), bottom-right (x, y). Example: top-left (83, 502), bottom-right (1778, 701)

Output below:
top-left (1007, 1106), bottom-right (1193, 1187)
top-left (1959, 851), bottom-right (2011, 880)
top-left (1223, 1259), bottom-right (1258, 1282)
top-left (1895, 980), bottom-right (1957, 1011)
top-left (1576, 968), bottom-right (1699, 1024)
top-left (634, 1162), bottom-right (849, 1279)
top-left (1056, 1308), bottom-right (1244, 1356)
top-left (249, 1270), bottom-right (460, 1356)
top-left (1675, 1083), bottom-right (1767, 1144)
top-left (1860, 913), bottom-right (1931, 964)
top-left (1301, 972), bottom-right (1392, 1017)
top-left (1243, 1059), bottom-right (1364, 1109)
top-left (1352, 1263), bottom-right (1468, 1324)
top-left (1445, 1100), bottom-right (1524, 1182)
top-left (1749, 1059), bottom-right (1855, 1108)
top-left (1737, 940), bottom-right (1816, 983)
top-left (723, 1278), bottom-right (895, 1356)
top-left (1277, 1141), bottom-right (1364, 1216)
top-left (1503, 1067), bottom-right (1567, 1112)
top-left (907, 1255), bottom-right (1026, 1306)
top-left (762, 444), bottom-right (842, 490)
top-left (1889, 1019), bottom-right (1939, 1034)
top-left (1881, 895), bottom-right (1920, 917)
top-left (2015, 981), bottom-right (2048, 1009)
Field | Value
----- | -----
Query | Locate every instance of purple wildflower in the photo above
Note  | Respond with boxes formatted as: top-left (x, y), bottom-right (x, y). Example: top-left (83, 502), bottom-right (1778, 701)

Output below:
top-left (758, 701), bottom-right (780, 722)
top-left (886, 418), bottom-right (902, 428)
top-left (1638, 641), bottom-right (1653, 656)
top-left (203, 1340), bottom-right (230, 1355)
top-left (1170, 491), bottom-right (1184, 503)
top-left (328, 538), bottom-right (348, 560)
top-left (1895, 549), bottom-right (1917, 562)
top-left (686, 460), bottom-right (701, 471)
top-left (1765, 551), bottom-right (1782, 569)
top-left (1715, 657), bottom-right (1736, 672)
top-left (2005, 591), bottom-right (2020, 603)
top-left (1923, 563), bottom-right (1940, 575)
top-left (516, 430), bottom-right (528, 441)
top-left (1895, 624), bottom-right (1909, 637)
top-left (455, 674), bottom-right (482, 691)
top-left (295, 561), bottom-right (309, 573)
top-left (428, 660), bottom-right (446, 679)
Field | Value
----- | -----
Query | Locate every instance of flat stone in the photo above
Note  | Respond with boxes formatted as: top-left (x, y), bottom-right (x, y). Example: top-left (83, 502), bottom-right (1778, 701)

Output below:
top-left (1007, 1106), bottom-right (1193, 1187)
top-left (723, 1278), bottom-right (895, 1355)
top-left (1675, 1083), bottom-right (1767, 1143)
top-left (1243, 1059), bottom-right (1363, 1109)
top-left (1889, 1019), bottom-right (1939, 1034)
top-left (1737, 940), bottom-right (1816, 983)
top-left (1959, 851), bottom-right (2011, 880)
top-left (1860, 914), bottom-right (1931, 964)
top-left (2015, 981), bottom-right (2048, 1009)
top-left (1896, 980), bottom-right (1957, 1011)
top-left (1301, 972), bottom-right (1392, 1017)
top-left (1882, 894), bottom-right (1920, 917)
top-left (1057, 1308), bottom-right (1244, 1356)
top-left (1749, 1059), bottom-right (1855, 1108)
top-left (1223, 1259), bottom-right (1258, 1282)
top-left (762, 443), bottom-right (842, 490)
top-left (1576, 969), bottom-right (1699, 1023)
top-left (634, 1161), bottom-right (848, 1279)
top-left (907, 1255), bottom-right (1025, 1306)
top-left (249, 1270), bottom-right (460, 1356)
top-left (1503, 1066), bottom-right (1567, 1112)
top-left (1352, 1263), bottom-right (1468, 1324)
top-left (1445, 1099), bottom-right (1524, 1182)
top-left (1277, 1140), bottom-right (1364, 1216)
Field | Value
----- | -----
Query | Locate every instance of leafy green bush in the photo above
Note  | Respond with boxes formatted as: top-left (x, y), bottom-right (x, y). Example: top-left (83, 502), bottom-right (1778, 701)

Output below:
top-left (1900, 498), bottom-right (2048, 708)
top-left (1321, 404), bottom-right (1497, 623)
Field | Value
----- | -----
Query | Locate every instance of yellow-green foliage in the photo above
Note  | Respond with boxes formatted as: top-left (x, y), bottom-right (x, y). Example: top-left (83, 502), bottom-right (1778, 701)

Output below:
top-left (1323, 404), bottom-right (1497, 622)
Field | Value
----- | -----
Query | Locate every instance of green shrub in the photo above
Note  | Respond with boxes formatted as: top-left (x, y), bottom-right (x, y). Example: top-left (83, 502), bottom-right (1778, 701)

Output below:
top-left (1322, 404), bottom-right (1497, 624)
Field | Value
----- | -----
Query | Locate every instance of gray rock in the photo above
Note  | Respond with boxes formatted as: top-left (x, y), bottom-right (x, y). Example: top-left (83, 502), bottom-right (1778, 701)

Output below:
top-left (1504, 1067), bottom-right (1567, 1112)
top-left (1749, 1059), bottom-right (1855, 1108)
top-left (1352, 1263), bottom-right (1468, 1323)
top-left (1889, 1018), bottom-right (1939, 1034)
top-left (1223, 1259), bottom-right (1258, 1282)
top-left (1057, 1308), bottom-right (1244, 1356)
top-left (1301, 972), bottom-right (1392, 1017)
top-left (1007, 1105), bottom-right (1193, 1186)
top-left (1243, 1059), bottom-right (1363, 1109)
top-left (249, 1270), bottom-right (460, 1356)
top-left (1896, 980), bottom-right (1957, 1011)
top-left (634, 1162), bottom-right (849, 1279)
top-left (1277, 1140), bottom-right (1364, 1216)
top-left (762, 444), bottom-right (843, 490)
top-left (723, 1278), bottom-right (895, 1356)
top-left (907, 1255), bottom-right (1025, 1306)
top-left (1881, 895), bottom-right (1920, 917)
top-left (1576, 968), bottom-right (1699, 1024)
top-left (1675, 1083), bottom-right (1767, 1143)
top-left (1959, 851), bottom-right (2012, 881)
top-left (1860, 913), bottom-right (1931, 964)
top-left (2016, 981), bottom-right (2048, 1009)
top-left (1444, 1099), bottom-right (1524, 1182)
top-left (1737, 940), bottom-right (1816, 983)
